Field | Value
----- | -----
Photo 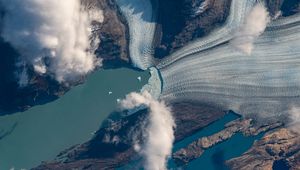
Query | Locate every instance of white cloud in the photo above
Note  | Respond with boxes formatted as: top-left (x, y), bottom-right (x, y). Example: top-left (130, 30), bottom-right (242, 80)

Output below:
top-left (121, 91), bottom-right (176, 170)
top-left (14, 61), bottom-right (29, 87)
top-left (231, 3), bottom-right (270, 55)
top-left (287, 106), bottom-right (300, 133)
top-left (0, 0), bottom-right (103, 82)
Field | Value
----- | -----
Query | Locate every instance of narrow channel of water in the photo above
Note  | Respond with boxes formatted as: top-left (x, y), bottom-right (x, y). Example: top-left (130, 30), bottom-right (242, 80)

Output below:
top-left (0, 68), bottom-right (149, 170)
top-left (179, 133), bottom-right (264, 170)
top-left (119, 111), bottom-right (263, 170)
top-left (173, 112), bottom-right (240, 152)
top-left (168, 112), bottom-right (264, 170)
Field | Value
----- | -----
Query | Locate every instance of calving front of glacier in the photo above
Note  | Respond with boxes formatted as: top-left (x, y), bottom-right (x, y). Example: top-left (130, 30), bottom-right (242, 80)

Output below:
top-left (141, 67), bottom-right (162, 99)
top-left (116, 0), bottom-right (300, 120)
top-left (115, 0), bottom-right (156, 70)
top-left (159, 12), bottom-right (300, 120)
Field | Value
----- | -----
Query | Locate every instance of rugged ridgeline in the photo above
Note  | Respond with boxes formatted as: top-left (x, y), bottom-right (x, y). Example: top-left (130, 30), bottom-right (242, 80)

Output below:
top-left (154, 0), bottom-right (300, 59)
top-left (0, 0), bottom-right (130, 115)
top-left (173, 124), bottom-right (300, 170)
top-left (267, 0), bottom-right (300, 17)
top-left (156, 0), bottom-right (256, 69)
top-left (226, 128), bottom-right (300, 170)
top-left (113, 0), bottom-right (233, 68)
top-left (89, 0), bottom-right (131, 68)
top-left (33, 102), bottom-right (226, 169)
top-left (153, 0), bottom-right (232, 58)
top-left (173, 119), bottom-right (283, 165)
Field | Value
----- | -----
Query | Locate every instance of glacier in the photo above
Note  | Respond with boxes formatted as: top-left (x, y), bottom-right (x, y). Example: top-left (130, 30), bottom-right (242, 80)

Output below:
top-left (141, 67), bottom-right (162, 99)
top-left (159, 12), bottom-right (300, 119)
top-left (157, 0), bottom-right (257, 69)
top-left (116, 0), bottom-right (300, 120)
top-left (115, 0), bottom-right (157, 70)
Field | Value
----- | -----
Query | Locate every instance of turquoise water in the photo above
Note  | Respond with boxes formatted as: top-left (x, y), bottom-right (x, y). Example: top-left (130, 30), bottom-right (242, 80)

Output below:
top-left (178, 133), bottom-right (264, 170)
top-left (173, 112), bottom-right (240, 152)
top-left (0, 68), bottom-right (149, 170)
top-left (119, 112), bottom-right (263, 170)
top-left (168, 112), bottom-right (264, 170)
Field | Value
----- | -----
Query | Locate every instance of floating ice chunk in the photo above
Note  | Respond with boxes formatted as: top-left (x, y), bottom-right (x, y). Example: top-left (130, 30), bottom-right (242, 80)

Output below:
top-left (116, 99), bottom-right (121, 103)
top-left (137, 76), bottom-right (142, 82)
top-left (108, 91), bottom-right (112, 95)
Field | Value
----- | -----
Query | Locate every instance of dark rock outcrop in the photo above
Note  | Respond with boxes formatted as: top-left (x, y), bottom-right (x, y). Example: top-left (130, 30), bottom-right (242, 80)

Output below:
top-left (0, 44), bottom-right (68, 115)
top-left (0, 0), bottom-right (131, 115)
top-left (87, 0), bottom-right (131, 68)
top-left (280, 0), bottom-right (300, 17)
top-left (266, 0), bottom-right (300, 17)
top-left (173, 119), bottom-right (283, 165)
top-left (172, 102), bottom-right (227, 141)
top-left (33, 102), bottom-right (226, 169)
top-left (227, 128), bottom-right (300, 170)
top-left (153, 0), bottom-right (232, 58)
top-left (33, 108), bottom-right (148, 170)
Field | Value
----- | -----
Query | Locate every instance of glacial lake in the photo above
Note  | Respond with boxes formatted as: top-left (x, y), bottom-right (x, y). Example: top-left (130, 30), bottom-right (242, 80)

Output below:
top-left (0, 68), bottom-right (149, 170)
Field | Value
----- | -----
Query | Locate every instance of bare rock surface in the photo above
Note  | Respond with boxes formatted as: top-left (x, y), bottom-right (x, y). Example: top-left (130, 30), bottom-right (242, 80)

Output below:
top-left (172, 119), bottom-right (283, 165)
top-left (33, 102), bottom-right (226, 169)
top-left (153, 0), bottom-right (232, 58)
top-left (0, 0), bottom-right (130, 115)
top-left (227, 128), bottom-right (300, 170)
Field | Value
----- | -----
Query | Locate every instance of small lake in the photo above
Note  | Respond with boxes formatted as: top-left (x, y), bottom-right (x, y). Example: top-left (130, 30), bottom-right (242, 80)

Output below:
top-left (0, 68), bottom-right (149, 170)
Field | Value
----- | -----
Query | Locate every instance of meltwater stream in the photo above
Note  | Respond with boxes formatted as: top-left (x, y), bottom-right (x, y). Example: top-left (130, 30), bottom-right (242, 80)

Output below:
top-left (0, 68), bottom-right (149, 170)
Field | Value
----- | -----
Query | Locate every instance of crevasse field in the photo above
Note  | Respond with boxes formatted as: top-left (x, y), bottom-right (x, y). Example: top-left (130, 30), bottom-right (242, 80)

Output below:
top-left (116, 0), bottom-right (300, 120)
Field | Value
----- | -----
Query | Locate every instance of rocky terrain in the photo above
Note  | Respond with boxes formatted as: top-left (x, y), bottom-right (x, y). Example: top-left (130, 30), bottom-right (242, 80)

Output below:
top-left (89, 0), bottom-right (131, 68)
top-left (1, 0), bottom-right (300, 169)
top-left (0, 0), bottom-right (298, 115)
top-left (0, 0), bottom-right (131, 115)
top-left (227, 128), bottom-right (300, 170)
top-left (153, 0), bottom-right (300, 59)
top-left (153, 0), bottom-right (232, 58)
top-left (173, 119), bottom-right (283, 165)
top-left (33, 102), bottom-right (226, 169)
top-left (266, 0), bottom-right (300, 17)
top-left (32, 0), bottom-right (300, 169)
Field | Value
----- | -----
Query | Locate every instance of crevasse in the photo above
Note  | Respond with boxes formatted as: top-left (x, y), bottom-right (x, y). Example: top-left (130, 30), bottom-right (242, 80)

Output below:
top-left (115, 0), bottom-right (156, 70)
top-left (116, 0), bottom-right (300, 120)
top-left (160, 12), bottom-right (300, 119)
